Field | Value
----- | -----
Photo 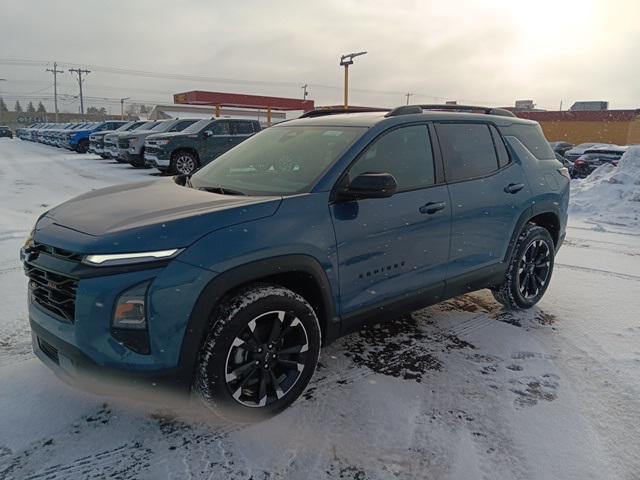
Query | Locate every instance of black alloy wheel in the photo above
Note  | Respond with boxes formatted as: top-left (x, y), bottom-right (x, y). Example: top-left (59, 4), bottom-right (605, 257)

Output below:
top-left (517, 239), bottom-right (551, 299)
top-left (225, 310), bottom-right (310, 408)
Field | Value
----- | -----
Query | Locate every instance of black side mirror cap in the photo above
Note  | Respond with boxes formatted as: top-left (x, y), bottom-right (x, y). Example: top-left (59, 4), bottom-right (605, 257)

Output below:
top-left (203, 130), bottom-right (213, 138)
top-left (338, 173), bottom-right (398, 200)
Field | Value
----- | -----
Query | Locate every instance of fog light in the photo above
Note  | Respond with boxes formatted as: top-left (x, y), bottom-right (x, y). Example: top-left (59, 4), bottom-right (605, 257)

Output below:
top-left (112, 281), bottom-right (151, 354)
top-left (113, 282), bottom-right (148, 329)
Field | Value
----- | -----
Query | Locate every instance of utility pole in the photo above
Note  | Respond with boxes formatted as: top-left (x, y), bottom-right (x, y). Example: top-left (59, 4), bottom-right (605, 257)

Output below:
top-left (301, 84), bottom-right (308, 101)
top-left (339, 51), bottom-right (367, 109)
top-left (68, 68), bottom-right (91, 118)
top-left (405, 93), bottom-right (413, 105)
top-left (46, 62), bottom-right (64, 123)
top-left (120, 97), bottom-right (130, 120)
top-left (0, 78), bottom-right (6, 126)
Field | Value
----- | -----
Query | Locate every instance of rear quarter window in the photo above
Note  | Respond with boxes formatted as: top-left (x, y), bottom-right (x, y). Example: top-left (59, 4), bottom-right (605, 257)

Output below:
top-left (504, 124), bottom-right (555, 160)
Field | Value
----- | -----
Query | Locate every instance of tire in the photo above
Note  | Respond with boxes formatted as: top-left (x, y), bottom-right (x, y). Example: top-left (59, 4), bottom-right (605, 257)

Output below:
top-left (492, 223), bottom-right (555, 309)
top-left (171, 151), bottom-right (199, 175)
top-left (194, 284), bottom-right (321, 422)
top-left (76, 140), bottom-right (89, 154)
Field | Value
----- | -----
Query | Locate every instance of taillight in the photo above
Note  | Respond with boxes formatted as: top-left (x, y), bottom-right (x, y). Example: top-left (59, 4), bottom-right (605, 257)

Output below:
top-left (558, 167), bottom-right (570, 179)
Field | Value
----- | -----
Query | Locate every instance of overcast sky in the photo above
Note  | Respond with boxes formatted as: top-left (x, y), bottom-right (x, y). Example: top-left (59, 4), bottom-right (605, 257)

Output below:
top-left (1, 0), bottom-right (639, 114)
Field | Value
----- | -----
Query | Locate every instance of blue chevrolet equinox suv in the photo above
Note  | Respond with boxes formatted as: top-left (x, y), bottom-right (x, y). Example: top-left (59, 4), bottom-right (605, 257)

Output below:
top-left (22, 105), bottom-right (569, 420)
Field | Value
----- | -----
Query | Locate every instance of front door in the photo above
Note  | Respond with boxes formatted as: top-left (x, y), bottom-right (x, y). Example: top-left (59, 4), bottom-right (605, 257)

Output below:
top-left (331, 124), bottom-right (451, 322)
top-left (202, 120), bottom-right (232, 166)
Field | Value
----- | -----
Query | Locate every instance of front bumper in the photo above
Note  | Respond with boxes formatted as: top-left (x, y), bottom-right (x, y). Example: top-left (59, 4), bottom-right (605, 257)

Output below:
top-left (24, 246), bottom-right (217, 399)
top-left (144, 152), bottom-right (170, 169)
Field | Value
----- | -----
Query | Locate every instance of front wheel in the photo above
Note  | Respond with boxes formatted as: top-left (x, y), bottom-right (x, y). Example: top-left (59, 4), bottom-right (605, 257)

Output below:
top-left (194, 284), bottom-right (321, 422)
top-left (492, 223), bottom-right (555, 309)
top-left (171, 151), bottom-right (199, 175)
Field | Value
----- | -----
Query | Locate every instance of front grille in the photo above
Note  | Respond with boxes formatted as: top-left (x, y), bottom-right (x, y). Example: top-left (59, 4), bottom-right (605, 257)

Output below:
top-left (145, 146), bottom-right (160, 155)
top-left (26, 264), bottom-right (78, 322)
top-left (32, 242), bottom-right (83, 262)
top-left (37, 337), bottom-right (59, 364)
top-left (118, 139), bottom-right (129, 148)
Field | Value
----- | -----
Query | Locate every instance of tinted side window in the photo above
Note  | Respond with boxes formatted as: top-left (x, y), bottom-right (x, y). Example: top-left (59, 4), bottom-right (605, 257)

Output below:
top-left (349, 125), bottom-right (435, 191)
top-left (490, 126), bottom-right (510, 167)
top-left (171, 120), bottom-right (197, 132)
top-left (507, 124), bottom-right (555, 160)
top-left (436, 123), bottom-right (499, 182)
top-left (210, 121), bottom-right (230, 135)
top-left (232, 121), bottom-right (254, 135)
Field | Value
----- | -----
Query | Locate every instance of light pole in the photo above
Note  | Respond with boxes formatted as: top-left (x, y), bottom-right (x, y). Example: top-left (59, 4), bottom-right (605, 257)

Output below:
top-left (0, 78), bottom-right (6, 126)
top-left (339, 51), bottom-right (367, 109)
top-left (120, 97), bottom-right (130, 120)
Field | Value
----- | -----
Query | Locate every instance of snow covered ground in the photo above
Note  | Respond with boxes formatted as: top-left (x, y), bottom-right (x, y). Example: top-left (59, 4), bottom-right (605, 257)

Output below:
top-left (0, 138), bottom-right (639, 480)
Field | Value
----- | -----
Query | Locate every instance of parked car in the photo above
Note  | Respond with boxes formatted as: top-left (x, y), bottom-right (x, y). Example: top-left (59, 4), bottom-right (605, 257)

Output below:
top-left (117, 119), bottom-right (198, 167)
top-left (144, 118), bottom-right (261, 175)
top-left (89, 121), bottom-right (147, 158)
top-left (548, 141), bottom-right (573, 156)
top-left (563, 142), bottom-right (612, 162)
top-left (61, 121), bottom-right (129, 153)
top-left (0, 126), bottom-right (12, 138)
top-left (22, 105), bottom-right (568, 420)
top-left (555, 152), bottom-right (574, 176)
top-left (103, 121), bottom-right (160, 160)
top-left (572, 146), bottom-right (627, 178)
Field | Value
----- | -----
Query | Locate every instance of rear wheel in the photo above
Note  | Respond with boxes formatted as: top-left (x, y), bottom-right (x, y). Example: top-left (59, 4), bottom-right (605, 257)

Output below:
top-left (171, 151), bottom-right (199, 175)
top-left (492, 223), bottom-right (555, 309)
top-left (194, 284), bottom-right (321, 422)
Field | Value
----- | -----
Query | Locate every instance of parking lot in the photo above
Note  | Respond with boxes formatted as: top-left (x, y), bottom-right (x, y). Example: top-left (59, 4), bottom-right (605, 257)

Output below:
top-left (1, 138), bottom-right (639, 479)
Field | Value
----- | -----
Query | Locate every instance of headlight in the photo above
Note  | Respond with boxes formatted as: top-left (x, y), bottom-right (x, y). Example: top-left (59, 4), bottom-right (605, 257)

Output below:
top-left (155, 140), bottom-right (170, 146)
top-left (82, 249), bottom-right (181, 266)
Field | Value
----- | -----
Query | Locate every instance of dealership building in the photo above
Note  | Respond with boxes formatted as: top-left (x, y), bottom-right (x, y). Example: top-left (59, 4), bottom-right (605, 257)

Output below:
top-left (171, 90), bottom-right (315, 125)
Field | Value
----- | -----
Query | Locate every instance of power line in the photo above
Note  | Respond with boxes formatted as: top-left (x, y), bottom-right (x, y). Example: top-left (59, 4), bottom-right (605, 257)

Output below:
top-left (0, 57), bottom-right (515, 107)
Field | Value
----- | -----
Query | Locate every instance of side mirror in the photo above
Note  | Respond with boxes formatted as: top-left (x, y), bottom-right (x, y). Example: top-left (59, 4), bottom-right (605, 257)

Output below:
top-left (339, 173), bottom-right (397, 200)
top-left (203, 130), bottom-right (213, 138)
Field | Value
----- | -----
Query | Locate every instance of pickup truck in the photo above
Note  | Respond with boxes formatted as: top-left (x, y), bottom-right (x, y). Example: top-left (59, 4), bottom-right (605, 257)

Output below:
top-left (144, 118), bottom-right (261, 175)
top-left (62, 121), bottom-right (129, 153)
top-left (117, 119), bottom-right (198, 167)
top-left (89, 121), bottom-right (147, 158)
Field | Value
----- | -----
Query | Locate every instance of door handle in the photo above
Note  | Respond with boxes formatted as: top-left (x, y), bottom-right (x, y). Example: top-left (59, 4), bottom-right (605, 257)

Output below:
top-left (504, 183), bottom-right (525, 194)
top-left (419, 201), bottom-right (446, 215)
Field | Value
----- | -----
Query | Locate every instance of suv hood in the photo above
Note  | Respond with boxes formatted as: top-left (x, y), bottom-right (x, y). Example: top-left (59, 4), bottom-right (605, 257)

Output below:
top-left (35, 179), bottom-right (282, 254)
top-left (120, 129), bottom-right (156, 139)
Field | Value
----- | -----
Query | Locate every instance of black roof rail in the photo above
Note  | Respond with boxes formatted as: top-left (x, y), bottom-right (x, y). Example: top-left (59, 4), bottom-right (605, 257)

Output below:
top-left (385, 104), bottom-right (516, 118)
top-left (300, 106), bottom-right (390, 118)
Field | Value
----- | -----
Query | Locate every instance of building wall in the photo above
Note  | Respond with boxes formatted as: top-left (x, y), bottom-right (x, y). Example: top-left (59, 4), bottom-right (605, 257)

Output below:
top-left (539, 120), bottom-right (634, 145)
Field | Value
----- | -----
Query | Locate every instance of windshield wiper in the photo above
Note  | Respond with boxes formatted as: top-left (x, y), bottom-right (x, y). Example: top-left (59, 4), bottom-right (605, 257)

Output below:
top-left (197, 186), bottom-right (246, 196)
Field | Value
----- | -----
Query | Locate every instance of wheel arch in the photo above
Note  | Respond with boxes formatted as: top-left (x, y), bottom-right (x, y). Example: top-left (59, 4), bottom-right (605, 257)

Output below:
top-left (171, 147), bottom-right (200, 161)
top-left (178, 254), bottom-right (339, 384)
top-left (503, 207), bottom-right (561, 263)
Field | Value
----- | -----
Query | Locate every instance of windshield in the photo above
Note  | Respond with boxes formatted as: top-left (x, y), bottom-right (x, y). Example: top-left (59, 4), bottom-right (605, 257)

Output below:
top-left (149, 121), bottom-right (172, 132)
top-left (181, 119), bottom-right (213, 134)
top-left (191, 125), bottom-right (366, 195)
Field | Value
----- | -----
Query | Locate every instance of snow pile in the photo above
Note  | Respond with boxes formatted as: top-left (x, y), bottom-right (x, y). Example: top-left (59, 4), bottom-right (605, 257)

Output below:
top-left (570, 145), bottom-right (640, 231)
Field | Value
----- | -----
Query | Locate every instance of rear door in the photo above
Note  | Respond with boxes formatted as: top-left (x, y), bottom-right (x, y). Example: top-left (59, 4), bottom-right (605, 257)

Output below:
top-left (331, 123), bottom-right (451, 321)
top-left (434, 122), bottom-right (531, 286)
top-left (229, 120), bottom-right (256, 148)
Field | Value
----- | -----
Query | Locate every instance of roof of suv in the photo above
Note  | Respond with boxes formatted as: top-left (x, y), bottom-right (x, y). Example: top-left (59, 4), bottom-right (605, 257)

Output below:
top-left (288, 110), bottom-right (538, 128)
